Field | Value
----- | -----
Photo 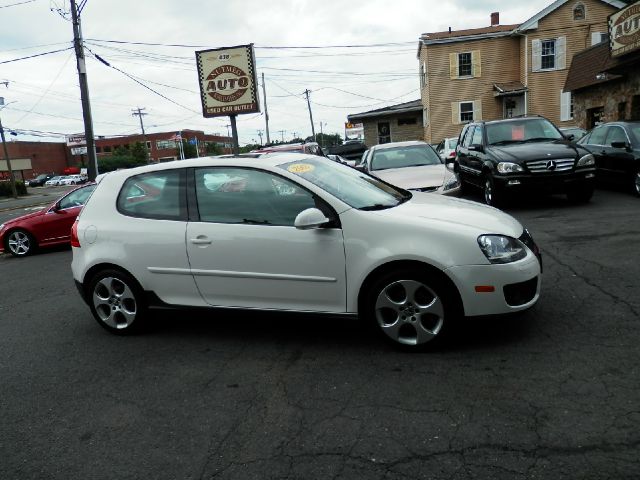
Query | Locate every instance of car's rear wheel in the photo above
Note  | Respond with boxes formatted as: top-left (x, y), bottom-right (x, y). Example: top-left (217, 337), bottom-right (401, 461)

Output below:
top-left (87, 269), bottom-right (147, 334)
top-left (633, 169), bottom-right (640, 197)
top-left (366, 269), bottom-right (457, 351)
top-left (5, 229), bottom-right (36, 257)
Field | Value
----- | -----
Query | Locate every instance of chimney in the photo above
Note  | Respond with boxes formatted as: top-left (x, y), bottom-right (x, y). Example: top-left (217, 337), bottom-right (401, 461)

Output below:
top-left (491, 12), bottom-right (500, 26)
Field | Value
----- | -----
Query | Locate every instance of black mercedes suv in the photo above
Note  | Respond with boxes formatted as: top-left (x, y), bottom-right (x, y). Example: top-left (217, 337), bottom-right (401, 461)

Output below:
top-left (455, 116), bottom-right (596, 207)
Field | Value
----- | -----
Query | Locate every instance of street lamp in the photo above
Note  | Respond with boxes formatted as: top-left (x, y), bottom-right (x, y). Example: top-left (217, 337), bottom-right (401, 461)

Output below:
top-left (0, 97), bottom-right (18, 199)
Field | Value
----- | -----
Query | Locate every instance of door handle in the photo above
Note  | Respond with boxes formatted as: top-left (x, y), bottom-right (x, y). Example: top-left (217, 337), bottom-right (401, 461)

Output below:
top-left (190, 236), bottom-right (212, 245)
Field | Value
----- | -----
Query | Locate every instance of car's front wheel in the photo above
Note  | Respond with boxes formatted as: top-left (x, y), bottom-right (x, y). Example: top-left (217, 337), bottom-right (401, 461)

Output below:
top-left (366, 269), bottom-right (457, 350)
top-left (633, 168), bottom-right (640, 197)
top-left (5, 229), bottom-right (36, 257)
top-left (483, 174), bottom-right (506, 208)
top-left (87, 269), bottom-right (147, 334)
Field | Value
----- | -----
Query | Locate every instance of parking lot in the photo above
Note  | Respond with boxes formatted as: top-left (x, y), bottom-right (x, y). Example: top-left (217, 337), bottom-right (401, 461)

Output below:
top-left (1, 186), bottom-right (639, 479)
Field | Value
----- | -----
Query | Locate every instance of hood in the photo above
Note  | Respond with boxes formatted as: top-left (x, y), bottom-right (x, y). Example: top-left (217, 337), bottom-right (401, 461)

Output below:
top-left (384, 192), bottom-right (523, 237)
top-left (487, 141), bottom-right (585, 163)
top-left (1, 207), bottom-right (47, 227)
top-left (371, 164), bottom-right (447, 190)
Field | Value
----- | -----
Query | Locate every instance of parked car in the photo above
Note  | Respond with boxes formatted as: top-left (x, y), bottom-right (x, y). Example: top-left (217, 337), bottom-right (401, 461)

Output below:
top-left (71, 155), bottom-right (541, 350)
top-left (327, 154), bottom-right (356, 167)
top-left (326, 139), bottom-right (367, 162)
top-left (577, 121), bottom-right (640, 197)
top-left (455, 116), bottom-right (596, 207)
top-left (359, 141), bottom-right (460, 195)
top-left (0, 183), bottom-right (96, 257)
top-left (44, 176), bottom-right (68, 186)
top-left (560, 126), bottom-right (588, 141)
top-left (60, 174), bottom-right (86, 185)
top-left (251, 142), bottom-right (325, 156)
top-left (27, 173), bottom-right (56, 187)
top-left (435, 137), bottom-right (459, 161)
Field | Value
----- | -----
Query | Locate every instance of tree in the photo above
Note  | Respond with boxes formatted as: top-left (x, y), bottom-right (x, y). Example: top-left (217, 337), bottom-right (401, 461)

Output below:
top-left (205, 142), bottom-right (223, 156)
top-left (181, 139), bottom-right (198, 159)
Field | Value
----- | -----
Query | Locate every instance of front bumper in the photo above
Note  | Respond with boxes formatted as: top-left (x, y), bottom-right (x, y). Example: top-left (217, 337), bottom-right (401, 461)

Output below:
top-left (445, 253), bottom-right (542, 317)
top-left (494, 169), bottom-right (595, 193)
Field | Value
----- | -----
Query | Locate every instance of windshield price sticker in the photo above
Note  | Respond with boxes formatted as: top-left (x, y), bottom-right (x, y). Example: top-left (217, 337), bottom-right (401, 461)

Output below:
top-left (287, 164), bottom-right (314, 174)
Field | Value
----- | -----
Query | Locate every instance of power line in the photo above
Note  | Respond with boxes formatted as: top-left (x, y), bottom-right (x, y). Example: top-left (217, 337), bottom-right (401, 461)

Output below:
top-left (0, 46), bottom-right (73, 65)
top-left (0, 0), bottom-right (36, 8)
top-left (86, 38), bottom-right (417, 49)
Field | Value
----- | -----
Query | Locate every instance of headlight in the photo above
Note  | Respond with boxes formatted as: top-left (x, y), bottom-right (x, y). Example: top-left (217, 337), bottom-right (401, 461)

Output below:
top-left (0, 223), bottom-right (5, 231)
top-left (477, 235), bottom-right (527, 264)
top-left (442, 175), bottom-right (460, 191)
top-left (497, 162), bottom-right (524, 174)
top-left (577, 153), bottom-right (595, 167)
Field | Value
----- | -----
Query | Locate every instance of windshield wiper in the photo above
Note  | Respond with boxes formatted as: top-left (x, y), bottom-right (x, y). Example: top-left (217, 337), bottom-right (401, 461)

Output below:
top-left (489, 140), bottom-right (523, 146)
top-left (360, 203), bottom-right (394, 211)
top-left (522, 137), bottom-right (557, 142)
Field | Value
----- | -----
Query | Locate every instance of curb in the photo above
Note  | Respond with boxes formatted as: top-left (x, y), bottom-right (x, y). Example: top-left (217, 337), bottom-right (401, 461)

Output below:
top-left (0, 200), bottom-right (51, 214)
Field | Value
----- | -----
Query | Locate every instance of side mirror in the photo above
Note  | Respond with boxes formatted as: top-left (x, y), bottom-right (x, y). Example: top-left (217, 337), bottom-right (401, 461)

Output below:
top-left (468, 144), bottom-right (484, 153)
top-left (611, 141), bottom-right (631, 150)
top-left (565, 133), bottom-right (575, 141)
top-left (294, 208), bottom-right (330, 230)
top-left (52, 202), bottom-right (64, 213)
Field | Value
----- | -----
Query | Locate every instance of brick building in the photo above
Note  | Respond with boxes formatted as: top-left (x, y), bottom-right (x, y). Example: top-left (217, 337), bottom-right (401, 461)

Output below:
top-left (1, 140), bottom-right (70, 181)
top-left (94, 130), bottom-right (232, 163)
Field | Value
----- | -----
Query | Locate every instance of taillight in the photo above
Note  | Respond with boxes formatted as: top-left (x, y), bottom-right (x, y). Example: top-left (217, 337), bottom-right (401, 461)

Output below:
top-left (448, 151), bottom-right (456, 158)
top-left (71, 219), bottom-right (80, 248)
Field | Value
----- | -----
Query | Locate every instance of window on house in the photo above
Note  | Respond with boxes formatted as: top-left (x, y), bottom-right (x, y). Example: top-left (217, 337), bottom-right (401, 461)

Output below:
top-left (560, 91), bottom-right (573, 121)
top-left (460, 102), bottom-right (474, 123)
top-left (156, 140), bottom-right (177, 150)
top-left (591, 32), bottom-right (608, 45)
top-left (541, 40), bottom-right (556, 69)
top-left (423, 108), bottom-right (429, 127)
top-left (458, 52), bottom-right (472, 77)
top-left (95, 146), bottom-right (102, 153)
top-left (419, 63), bottom-right (425, 88)
top-left (573, 4), bottom-right (585, 20)
top-left (146, 141), bottom-right (152, 150)
top-left (103, 146), bottom-right (111, 153)
top-left (398, 117), bottom-right (418, 126)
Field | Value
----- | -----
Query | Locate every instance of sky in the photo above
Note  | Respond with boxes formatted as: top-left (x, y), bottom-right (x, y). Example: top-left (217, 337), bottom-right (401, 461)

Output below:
top-left (0, 0), bottom-right (554, 146)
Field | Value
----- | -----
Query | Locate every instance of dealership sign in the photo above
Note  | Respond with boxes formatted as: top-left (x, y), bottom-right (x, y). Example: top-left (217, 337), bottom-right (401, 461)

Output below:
top-left (195, 44), bottom-right (260, 117)
top-left (609, 1), bottom-right (640, 57)
top-left (66, 134), bottom-right (86, 146)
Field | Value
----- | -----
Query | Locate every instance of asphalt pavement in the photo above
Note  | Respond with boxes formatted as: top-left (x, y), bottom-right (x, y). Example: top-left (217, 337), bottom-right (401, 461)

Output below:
top-left (1, 187), bottom-right (639, 480)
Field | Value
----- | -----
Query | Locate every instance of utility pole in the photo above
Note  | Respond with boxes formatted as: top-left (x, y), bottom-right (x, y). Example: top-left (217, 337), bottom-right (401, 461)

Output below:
top-left (70, 0), bottom-right (98, 181)
top-left (257, 130), bottom-right (263, 145)
top-left (304, 89), bottom-right (316, 142)
top-left (0, 99), bottom-right (17, 199)
top-left (278, 130), bottom-right (286, 142)
top-left (131, 107), bottom-right (149, 161)
top-left (262, 72), bottom-right (270, 144)
top-left (319, 122), bottom-right (326, 147)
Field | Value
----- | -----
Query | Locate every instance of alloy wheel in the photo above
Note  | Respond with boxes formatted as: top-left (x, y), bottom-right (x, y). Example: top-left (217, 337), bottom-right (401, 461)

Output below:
top-left (635, 171), bottom-right (640, 196)
top-left (7, 231), bottom-right (31, 256)
top-left (92, 276), bottom-right (138, 330)
top-left (374, 279), bottom-right (444, 346)
top-left (484, 178), bottom-right (493, 205)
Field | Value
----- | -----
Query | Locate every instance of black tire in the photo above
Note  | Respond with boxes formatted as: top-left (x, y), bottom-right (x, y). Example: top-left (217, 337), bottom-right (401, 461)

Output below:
top-left (4, 229), bottom-right (36, 257)
top-left (483, 174), bottom-right (506, 208)
top-left (365, 268), bottom-right (460, 351)
top-left (86, 269), bottom-right (147, 335)
top-left (632, 169), bottom-right (640, 197)
top-left (567, 184), bottom-right (594, 203)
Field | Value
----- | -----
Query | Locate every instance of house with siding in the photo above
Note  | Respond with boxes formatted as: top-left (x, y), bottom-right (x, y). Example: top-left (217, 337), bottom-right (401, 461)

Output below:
top-left (347, 100), bottom-right (424, 147)
top-left (418, 0), bottom-right (627, 144)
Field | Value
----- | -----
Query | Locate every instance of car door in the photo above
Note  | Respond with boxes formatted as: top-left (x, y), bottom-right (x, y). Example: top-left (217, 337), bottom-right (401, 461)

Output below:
top-left (186, 166), bottom-right (347, 312)
top-left (602, 125), bottom-right (635, 182)
top-left (36, 185), bottom-right (95, 243)
top-left (455, 125), bottom-right (474, 184)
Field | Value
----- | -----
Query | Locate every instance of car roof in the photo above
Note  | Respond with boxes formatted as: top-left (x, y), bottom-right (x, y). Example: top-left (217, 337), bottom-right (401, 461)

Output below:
top-left (96, 153), bottom-right (324, 182)
top-left (370, 140), bottom-right (429, 151)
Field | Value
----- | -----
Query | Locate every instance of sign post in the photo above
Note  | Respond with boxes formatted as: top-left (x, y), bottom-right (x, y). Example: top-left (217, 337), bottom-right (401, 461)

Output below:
top-left (196, 44), bottom-right (260, 154)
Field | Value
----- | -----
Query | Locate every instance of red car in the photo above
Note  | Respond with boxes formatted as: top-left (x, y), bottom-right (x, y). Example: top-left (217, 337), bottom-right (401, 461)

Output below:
top-left (0, 184), bottom-right (96, 257)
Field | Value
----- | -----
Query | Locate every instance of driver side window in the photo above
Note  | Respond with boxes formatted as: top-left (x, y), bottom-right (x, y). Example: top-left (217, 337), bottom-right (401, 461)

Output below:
top-left (194, 168), bottom-right (318, 226)
top-left (58, 185), bottom-right (96, 210)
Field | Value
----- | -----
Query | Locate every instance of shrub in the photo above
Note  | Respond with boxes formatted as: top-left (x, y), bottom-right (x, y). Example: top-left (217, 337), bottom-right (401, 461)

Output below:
top-left (0, 180), bottom-right (27, 197)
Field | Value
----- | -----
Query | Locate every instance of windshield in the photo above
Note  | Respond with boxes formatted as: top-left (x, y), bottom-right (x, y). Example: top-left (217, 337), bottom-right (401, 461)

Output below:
top-left (486, 118), bottom-right (563, 145)
top-left (278, 157), bottom-right (410, 210)
top-left (370, 144), bottom-right (442, 171)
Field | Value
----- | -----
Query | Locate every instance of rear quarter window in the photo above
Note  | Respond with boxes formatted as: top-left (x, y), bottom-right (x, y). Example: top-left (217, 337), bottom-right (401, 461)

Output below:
top-left (116, 169), bottom-right (186, 220)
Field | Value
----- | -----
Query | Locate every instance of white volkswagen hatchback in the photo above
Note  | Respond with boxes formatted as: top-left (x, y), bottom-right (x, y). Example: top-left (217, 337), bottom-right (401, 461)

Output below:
top-left (71, 154), bottom-right (542, 349)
